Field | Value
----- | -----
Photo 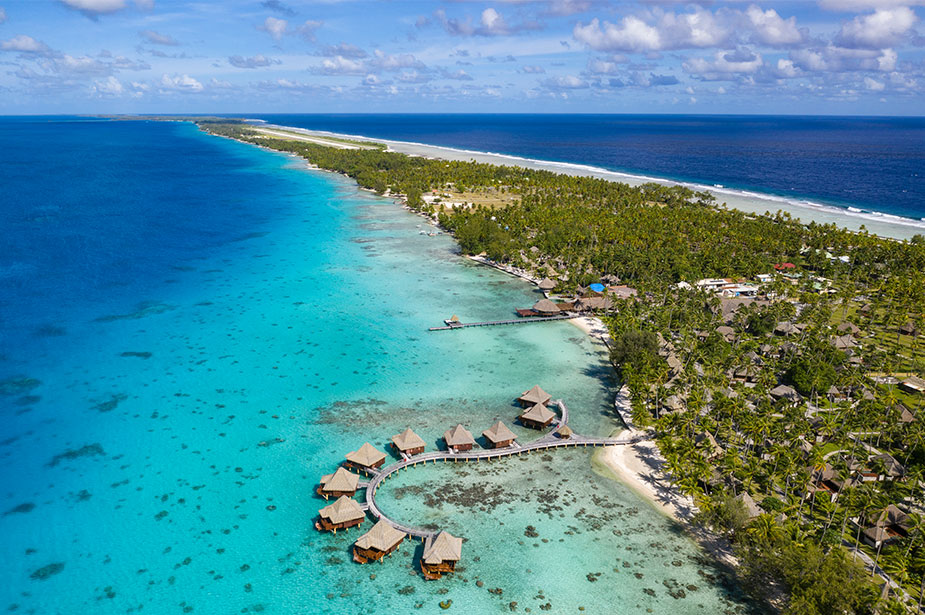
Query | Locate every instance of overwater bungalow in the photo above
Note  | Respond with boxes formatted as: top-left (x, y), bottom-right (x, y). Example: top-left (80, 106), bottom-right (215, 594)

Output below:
top-left (353, 520), bottom-right (407, 563)
top-left (392, 428), bottom-right (426, 456)
top-left (518, 385), bottom-right (551, 408)
top-left (421, 531), bottom-right (462, 580)
top-left (315, 495), bottom-right (365, 533)
top-left (482, 421), bottom-right (517, 448)
top-left (518, 403), bottom-right (555, 429)
top-left (344, 442), bottom-right (386, 473)
top-left (532, 299), bottom-right (560, 315)
top-left (317, 467), bottom-right (361, 500)
top-left (443, 424), bottom-right (475, 452)
top-left (556, 425), bottom-right (573, 439)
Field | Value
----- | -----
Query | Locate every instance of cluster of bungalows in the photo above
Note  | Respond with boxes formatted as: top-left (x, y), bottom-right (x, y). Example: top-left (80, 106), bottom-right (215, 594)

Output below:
top-left (314, 385), bottom-right (570, 579)
top-left (516, 280), bottom-right (636, 317)
top-left (313, 439), bottom-right (464, 577)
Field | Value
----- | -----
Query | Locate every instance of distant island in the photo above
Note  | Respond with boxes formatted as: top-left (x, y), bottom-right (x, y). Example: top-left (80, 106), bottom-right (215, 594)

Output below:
top-left (199, 120), bottom-right (925, 615)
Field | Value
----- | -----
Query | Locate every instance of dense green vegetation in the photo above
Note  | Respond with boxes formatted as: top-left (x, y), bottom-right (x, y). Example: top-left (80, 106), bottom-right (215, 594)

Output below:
top-left (201, 121), bottom-right (925, 614)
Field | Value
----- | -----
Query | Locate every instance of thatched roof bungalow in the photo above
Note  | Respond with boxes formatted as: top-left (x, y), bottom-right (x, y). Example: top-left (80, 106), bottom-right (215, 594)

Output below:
top-left (421, 531), bottom-right (463, 579)
top-left (353, 520), bottom-right (407, 563)
top-left (443, 424), bottom-right (475, 452)
top-left (532, 299), bottom-right (560, 315)
top-left (859, 505), bottom-right (912, 548)
top-left (344, 442), bottom-right (386, 473)
top-left (537, 278), bottom-right (556, 291)
top-left (518, 385), bottom-right (551, 408)
top-left (518, 403), bottom-right (556, 429)
top-left (317, 467), bottom-right (361, 499)
top-left (482, 421), bottom-right (517, 448)
top-left (392, 428), bottom-right (426, 456)
top-left (556, 425), bottom-right (573, 439)
top-left (900, 376), bottom-right (925, 395)
top-left (315, 495), bottom-right (365, 533)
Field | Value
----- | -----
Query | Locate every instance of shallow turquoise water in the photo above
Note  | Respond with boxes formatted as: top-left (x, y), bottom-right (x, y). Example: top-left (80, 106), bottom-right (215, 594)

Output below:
top-left (0, 121), bottom-right (748, 614)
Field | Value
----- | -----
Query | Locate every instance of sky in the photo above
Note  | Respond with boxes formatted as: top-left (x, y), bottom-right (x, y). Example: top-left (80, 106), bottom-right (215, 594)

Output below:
top-left (0, 0), bottom-right (923, 115)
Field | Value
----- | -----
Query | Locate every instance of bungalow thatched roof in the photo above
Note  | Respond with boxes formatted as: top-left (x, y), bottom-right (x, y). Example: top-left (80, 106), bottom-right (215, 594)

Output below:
top-left (320, 467), bottom-right (360, 493)
top-left (770, 384), bottom-right (802, 402)
top-left (345, 442), bottom-right (386, 468)
top-left (423, 531), bottom-right (462, 564)
top-left (556, 425), bottom-right (573, 438)
top-left (537, 277), bottom-right (556, 291)
top-left (519, 385), bottom-right (551, 406)
top-left (837, 321), bottom-right (861, 335)
top-left (735, 492), bottom-right (764, 520)
top-left (520, 403), bottom-right (555, 424)
top-left (443, 424), bottom-right (475, 447)
top-left (832, 334), bottom-right (857, 349)
top-left (392, 428), bottom-right (426, 452)
top-left (532, 299), bottom-right (560, 314)
top-left (355, 520), bottom-right (406, 552)
top-left (482, 421), bottom-right (517, 444)
top-left (319, 495), bottom-right (365, 525)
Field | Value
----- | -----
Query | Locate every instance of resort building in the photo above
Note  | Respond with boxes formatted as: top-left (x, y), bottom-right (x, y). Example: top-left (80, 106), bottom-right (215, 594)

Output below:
top-left (556, 425), bottom-right (573, 439)
top-left (482, 421), bottom-right (517, 448)
top-left (421, 531), bottom-right (463, 580)
top-left (353, 520), bottom-right (407, 564)
top-left (443, 424), bottom-right (475, 452)
top-left (518, 403), bottom-right (556, 429)
top-left (900, 376), bottom-right (925, 395)
top-left (344, 442), bottom-right (386, 473)
top-left (315, 495), bottom-right (365, 533)
top-left (391, 428), bottom-right (426, 456)
top-left (518, 385), bottom-right (551, 408)
top-left (532, 299), bottom-right (560, 315)
top-left (317, 467), bottom-right (361, 500)
top-left (770, 384), bottom-right (802, 403)
top-left (857, 505), bottom-right (912, 549)
top-left (537, 278), bottom-right (556, 291)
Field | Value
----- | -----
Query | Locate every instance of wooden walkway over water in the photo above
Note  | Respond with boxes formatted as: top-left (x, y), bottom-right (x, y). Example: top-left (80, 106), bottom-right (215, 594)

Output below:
top-left (428, 314), bottom-right (577, 331)
top-left (361, 400), bottom-right (641, 539)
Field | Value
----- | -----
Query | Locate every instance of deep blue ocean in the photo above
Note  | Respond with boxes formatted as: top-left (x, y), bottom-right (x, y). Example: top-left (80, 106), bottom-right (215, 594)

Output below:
top-left (0, 117), bottom-right (751, 613)
top-left (250, 114), bottom-right (925, 221)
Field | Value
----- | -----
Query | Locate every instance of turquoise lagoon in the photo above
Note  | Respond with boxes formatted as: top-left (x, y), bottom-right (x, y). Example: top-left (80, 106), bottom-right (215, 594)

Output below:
top-left (0, 119), bottom-right (748, 614)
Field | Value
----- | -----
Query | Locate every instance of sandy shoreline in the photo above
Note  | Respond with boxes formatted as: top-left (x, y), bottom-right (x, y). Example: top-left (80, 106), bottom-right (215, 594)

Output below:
top-left (251, 121), bottom-right (925, 241)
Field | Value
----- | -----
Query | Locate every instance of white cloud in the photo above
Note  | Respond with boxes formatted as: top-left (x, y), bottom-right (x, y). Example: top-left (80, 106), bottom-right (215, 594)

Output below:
top-left (746, 6), bottom-right (806, 47)
top-left (864, 76), bottom-right (885, 90)
top-left (59, 0), bottom-right (126, 14)
top-left (574, 8), bottom-right (733, 53)
top-left (0, 8), bottom-right (6, 24)
top-left (789, 46), bottom-right (897, 72)
top-left (260, 16), bottom-right (287, 41)
top-left (684, 49), bottom-right (764, 80)
top-left (92, 75), bottom-right (123, 96)
top-left (369, 49), bottom-right (426, 71)
top-left (520, 64), bottom-right (546, 74)
top-left (480, 8), bottom-right (507, 35)
top-left (542, 74), bottom-right (589, 89)
top-left (139, 30), bottom-right (178, 46)
top-left (574, 16), bottom-right (661, 52)
top-left (835, 7), bottom-right (917, 48)
top-left (160, 73), bottom-right (203, 92)
top-left (318, 55), bottom-right (365, 75)
top-left (228, 54), bottom-right (279, 69)
top-left (1, 35), bottom-right (52, 54)
top-left (298, 19), bottom-right (322, 42)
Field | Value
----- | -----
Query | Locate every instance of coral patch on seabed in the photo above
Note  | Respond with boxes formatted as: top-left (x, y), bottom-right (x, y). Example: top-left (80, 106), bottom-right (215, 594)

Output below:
top-left (47, 444), bottom-right (106, 467)
top-left (30, 563), bottom-right (65, 581)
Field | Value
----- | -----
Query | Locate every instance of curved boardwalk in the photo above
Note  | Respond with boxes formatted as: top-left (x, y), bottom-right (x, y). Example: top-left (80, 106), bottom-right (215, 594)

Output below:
top-left (363, 400), bottom-right (642, 539)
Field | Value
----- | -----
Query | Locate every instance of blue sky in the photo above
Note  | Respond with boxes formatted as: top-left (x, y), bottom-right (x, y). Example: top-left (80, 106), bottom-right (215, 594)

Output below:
top-left (1, 0), bottom-right (923, 114)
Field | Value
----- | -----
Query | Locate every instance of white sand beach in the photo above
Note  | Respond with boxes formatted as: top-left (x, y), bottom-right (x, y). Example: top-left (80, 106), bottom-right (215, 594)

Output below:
top-left (253, 122), bottom-right (925, 241)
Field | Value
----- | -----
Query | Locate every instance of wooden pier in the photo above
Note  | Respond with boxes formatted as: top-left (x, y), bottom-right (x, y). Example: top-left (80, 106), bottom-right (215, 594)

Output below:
top-left (361, 400), bottom-right (641, 539)
top-left (428, 314), bottom-right (578, 331)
